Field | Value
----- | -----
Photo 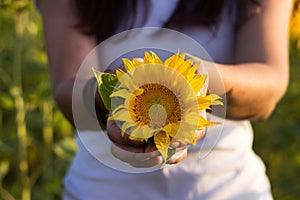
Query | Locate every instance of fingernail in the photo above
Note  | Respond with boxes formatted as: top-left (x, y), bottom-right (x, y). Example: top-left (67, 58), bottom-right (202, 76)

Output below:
top-left (170, 141), bottom-right (180, 148)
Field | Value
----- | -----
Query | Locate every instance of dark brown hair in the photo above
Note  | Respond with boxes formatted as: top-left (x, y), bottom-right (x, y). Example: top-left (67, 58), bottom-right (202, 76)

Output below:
top-left (74, 0), bottom-right (260, 43)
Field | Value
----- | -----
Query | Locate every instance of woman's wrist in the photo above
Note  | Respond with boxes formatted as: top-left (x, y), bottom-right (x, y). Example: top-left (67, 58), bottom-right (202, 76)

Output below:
top-left (83, 77), bottom-right (108, 129)
top-left (95, 88), bottom-right (108, 130)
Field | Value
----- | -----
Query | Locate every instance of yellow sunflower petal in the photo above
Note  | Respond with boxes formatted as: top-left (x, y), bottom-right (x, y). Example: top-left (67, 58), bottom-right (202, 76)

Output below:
top-left (134, 88), bottom-right (144, 96)
top-left (175, 60), bottom-right (190, 76)
top-left (129, 126), bottom-right (143, 139)
top-left (118, 72), bottom-right (139, 92)
top-left (122, 58), bottom-right (135, 71)
top-left (107, 115), bottom-right (114, 120)
top-left (164, 54), bottom-right (179, 68)
top-left (172, 122), bottom-right (196, 144)
top-left (111, 104), bottom-right (127, 115)
top-left (144, 52), bottom-right (153, 64)
top-left (110, 89), bottom-right (131, 99)
top-left (186, 66), bottom-right (197, 80)
top-left (197, 94), bottom-right (223, 110)
top-left (142, 125), bottom-right (157, 139)
top-left (193, 61), bottom-right (201, 69)
top-left (128, 131), bottom-right (145, 142)
top-left (162, 123), bottom-right (179, 138)
top-left (196, 115), bottom-right (221, 129)
top-left (210, 94), bottom-right (224, 105)
top-left (154, 131), bottom-right (170, 159)
top-left (113, 109), bottom-right (133, 122)
top-left (172, 55), bottom-right (185, 71)
top-left (189, 75), bottom-right (206, 93)
top-left (122, 121), bottom-right (136, 133)
top-left (116, 69), bottom-right (125, 79)
top-left (150, 51), bottom-right (163, 64)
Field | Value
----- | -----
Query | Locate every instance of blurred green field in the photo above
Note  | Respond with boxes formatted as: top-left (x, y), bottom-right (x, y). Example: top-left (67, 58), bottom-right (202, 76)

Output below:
top-left (0, 1), bottom-right (299, 200)
top-left (253, 38), bottom-right (300, 199)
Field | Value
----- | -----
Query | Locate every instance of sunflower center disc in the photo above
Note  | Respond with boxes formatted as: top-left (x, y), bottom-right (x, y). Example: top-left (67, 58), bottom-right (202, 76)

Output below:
top-left (130, 83), bottom-right (181, 128)
top-left (148, 104), bottom-right (167, 129)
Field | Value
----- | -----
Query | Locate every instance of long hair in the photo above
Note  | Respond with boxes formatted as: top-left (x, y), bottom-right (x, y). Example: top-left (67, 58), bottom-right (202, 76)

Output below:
top-left (74, 0), bottom-right (259, 43)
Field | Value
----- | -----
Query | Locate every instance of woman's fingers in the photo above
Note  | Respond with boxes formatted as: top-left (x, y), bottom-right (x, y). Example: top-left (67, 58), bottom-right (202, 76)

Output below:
top-left (166, 148), bottom-right (188, 165)
top-left (166, 129), bottom-right (205, 165)
top-left (107, 120), bottom-right (163, 168)
top-left (107, 120), bottom-right (205, 167)
top-left (111, 143), bottom-right (163, 168)
top-left (195, 129), bottom-right (206, 141)
top-left (107, 120), bottom-right (145, 146)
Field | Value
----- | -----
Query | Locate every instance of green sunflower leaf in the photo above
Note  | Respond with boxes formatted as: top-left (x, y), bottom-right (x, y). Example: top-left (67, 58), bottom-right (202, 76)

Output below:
top-left (165, 148), bottom-right (176, 162)
top-left (93, 69), bottom-right (118, 110)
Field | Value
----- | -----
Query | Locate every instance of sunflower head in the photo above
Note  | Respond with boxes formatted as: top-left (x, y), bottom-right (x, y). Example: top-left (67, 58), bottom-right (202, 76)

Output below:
top-left (94, 51), bottom-right (223, 161)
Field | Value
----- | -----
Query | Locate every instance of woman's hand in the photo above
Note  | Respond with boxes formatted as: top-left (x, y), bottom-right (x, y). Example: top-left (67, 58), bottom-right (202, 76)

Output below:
top-left (107, 120), bottom-right (163, 168)
top-left (107, 120), bottom-right (205, 167)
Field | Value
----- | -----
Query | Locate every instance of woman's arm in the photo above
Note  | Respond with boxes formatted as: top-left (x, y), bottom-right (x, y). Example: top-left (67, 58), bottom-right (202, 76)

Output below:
top-left (39, 0), bottom-right (167, 166)
top-left (217, 0), bottom-right (293, 121)
top-left (39, 0), bottom-right (98, 125)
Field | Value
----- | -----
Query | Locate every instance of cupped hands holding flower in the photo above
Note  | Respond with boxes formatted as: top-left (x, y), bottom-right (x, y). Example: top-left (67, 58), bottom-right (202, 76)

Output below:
top-left (94, 51), bottom-right (223, 167)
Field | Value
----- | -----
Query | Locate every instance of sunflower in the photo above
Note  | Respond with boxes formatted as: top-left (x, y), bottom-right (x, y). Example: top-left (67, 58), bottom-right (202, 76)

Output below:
top-left (94, 51), bottom-right (223, 160)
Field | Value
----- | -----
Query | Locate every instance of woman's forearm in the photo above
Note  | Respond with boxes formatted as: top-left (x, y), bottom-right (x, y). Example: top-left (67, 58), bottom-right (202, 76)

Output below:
top-left (216, 62), bottom-right (288, 121)
top-left (220, 0), bottom-right (292, 121)
top-left (53, 78), bottom-right (76, 126)
top-left (54, 78), bottom-right (108, 130)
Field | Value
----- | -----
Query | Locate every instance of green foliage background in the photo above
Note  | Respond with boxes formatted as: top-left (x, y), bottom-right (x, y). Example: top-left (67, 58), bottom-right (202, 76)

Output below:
top-left (0, 0), bottom-right (299, 199)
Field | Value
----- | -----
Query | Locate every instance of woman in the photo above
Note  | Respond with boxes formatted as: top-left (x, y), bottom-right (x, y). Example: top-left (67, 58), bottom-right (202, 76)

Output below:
top-left (38, 0), bottom-right (293, 199)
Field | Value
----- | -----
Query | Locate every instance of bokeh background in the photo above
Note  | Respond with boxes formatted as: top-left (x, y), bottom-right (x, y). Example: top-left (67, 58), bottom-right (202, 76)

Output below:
top-left (0, 0), bottom-right (299, 199)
